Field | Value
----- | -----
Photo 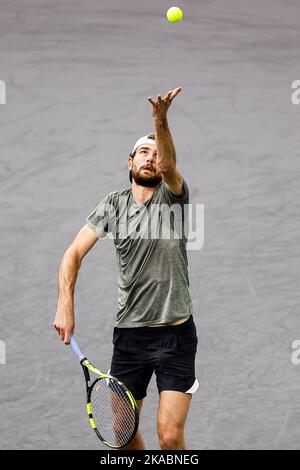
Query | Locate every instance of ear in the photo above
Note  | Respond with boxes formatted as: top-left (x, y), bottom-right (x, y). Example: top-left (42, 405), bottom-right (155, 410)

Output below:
top-left (128, 155), bottom-right (133, 170)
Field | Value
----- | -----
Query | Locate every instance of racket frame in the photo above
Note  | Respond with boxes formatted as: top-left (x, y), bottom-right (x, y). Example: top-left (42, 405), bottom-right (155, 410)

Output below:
top-left (70, 337), bottom-right (139, 449)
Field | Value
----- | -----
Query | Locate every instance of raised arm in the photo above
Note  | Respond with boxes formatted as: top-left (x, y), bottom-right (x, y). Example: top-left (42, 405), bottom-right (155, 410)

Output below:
top-left (53, 224), bottom-right (99, 344)
top-left (147, 87), bottom-right (184, 197)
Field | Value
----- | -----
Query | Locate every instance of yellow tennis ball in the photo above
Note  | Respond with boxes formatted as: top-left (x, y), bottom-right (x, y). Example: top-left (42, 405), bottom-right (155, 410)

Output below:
top-left (166, 6), bottom-right (184, 23)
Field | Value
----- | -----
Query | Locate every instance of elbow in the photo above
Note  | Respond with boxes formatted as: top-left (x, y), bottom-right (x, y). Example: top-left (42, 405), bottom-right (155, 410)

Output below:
top-left (64, 248), bottom-right (82, 267)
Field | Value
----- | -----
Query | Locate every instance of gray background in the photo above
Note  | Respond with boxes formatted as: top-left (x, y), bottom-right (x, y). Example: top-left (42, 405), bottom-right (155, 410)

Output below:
top-left (0, 0), bottom-right (300, 450)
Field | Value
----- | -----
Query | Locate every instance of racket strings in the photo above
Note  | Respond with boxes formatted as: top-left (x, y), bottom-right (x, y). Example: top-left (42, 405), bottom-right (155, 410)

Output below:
top-left (90, 378), bottom-right (136, 447)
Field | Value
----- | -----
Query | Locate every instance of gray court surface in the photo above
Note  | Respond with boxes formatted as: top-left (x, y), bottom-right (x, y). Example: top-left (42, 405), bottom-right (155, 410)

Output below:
top-left (1, 0), bottom-right (300, 450)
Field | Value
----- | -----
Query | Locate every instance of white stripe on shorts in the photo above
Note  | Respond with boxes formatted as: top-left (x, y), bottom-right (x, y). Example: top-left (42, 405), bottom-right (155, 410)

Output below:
top-left (185, 378), bottom-right (199, 394)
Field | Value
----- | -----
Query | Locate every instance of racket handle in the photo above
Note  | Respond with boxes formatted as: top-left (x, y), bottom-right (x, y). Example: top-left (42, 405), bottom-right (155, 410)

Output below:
top-left (70, 335), bottom-right (85, 362)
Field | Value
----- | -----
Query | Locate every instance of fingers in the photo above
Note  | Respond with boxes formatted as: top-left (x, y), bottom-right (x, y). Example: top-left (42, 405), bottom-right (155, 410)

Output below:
top-left (64, 328), bottom-right (73, 345)
top-left (60, 328), bottom-right (65, 342)
top-left (170, 87), bottom-right (182, 100)
top-left (149, 88), bottom-right (182, 104)
top-left (148, 87), bottom-right (182, 112)
top-left (53, 323), bottom-right (63, 339)
top-left (53, 323), bottom-right (73, 345)
top-left (53, 323), bottom-right (61, 336)
top-left (54, 325), bottom-right (62, 341)
top-left (164, 90), bottom-right (173, 100)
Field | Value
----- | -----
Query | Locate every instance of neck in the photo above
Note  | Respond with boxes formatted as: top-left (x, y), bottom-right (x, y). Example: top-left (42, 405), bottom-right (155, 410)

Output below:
top-left (131, 181), bottom-right (159, 205)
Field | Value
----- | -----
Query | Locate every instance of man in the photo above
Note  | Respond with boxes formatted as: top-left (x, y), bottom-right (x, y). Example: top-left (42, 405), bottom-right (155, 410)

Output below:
top-left (53, 87), bottom-right (198, 450)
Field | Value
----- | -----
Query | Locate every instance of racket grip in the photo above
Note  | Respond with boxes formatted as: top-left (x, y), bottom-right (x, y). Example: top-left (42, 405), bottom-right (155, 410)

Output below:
top-left (70, 335), bottom-right (85, 362)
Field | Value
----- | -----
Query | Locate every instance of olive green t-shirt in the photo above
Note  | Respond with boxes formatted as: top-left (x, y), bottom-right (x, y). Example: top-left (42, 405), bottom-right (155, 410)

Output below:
top-left (86, 177), bottom-right (193, 327)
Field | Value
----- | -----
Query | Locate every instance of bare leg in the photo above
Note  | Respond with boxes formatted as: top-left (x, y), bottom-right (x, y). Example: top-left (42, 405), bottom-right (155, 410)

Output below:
top-left (119, 400), bottom-right (145, 450)
top-left (157, 391), bottom-right (192, 450)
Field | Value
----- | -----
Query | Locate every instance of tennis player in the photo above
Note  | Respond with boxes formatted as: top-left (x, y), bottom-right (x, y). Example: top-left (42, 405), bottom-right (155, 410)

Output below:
top-left (53, 87), bottom-right (199, 450)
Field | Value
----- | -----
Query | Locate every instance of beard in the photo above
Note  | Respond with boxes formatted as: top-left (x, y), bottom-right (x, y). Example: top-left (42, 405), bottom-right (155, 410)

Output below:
top-left (131, 167), bottom-right (162, 187)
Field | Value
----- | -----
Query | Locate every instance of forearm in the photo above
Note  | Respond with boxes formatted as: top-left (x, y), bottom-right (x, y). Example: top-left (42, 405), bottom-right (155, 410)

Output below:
top-left (154, 116), bottom-right (176, 172)
top-left (57, 252), bottom-right (81, 310)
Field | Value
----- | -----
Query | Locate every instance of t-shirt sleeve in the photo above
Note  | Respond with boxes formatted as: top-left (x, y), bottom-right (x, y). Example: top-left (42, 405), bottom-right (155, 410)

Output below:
top-left (86, 193), bottom-right (113, 239)
top-left (159, 176), bottom-right (189, 206)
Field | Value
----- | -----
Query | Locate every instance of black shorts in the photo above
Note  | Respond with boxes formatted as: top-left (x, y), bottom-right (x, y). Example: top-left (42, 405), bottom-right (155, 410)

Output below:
top-left (109, 315), bottom-right (198, 400)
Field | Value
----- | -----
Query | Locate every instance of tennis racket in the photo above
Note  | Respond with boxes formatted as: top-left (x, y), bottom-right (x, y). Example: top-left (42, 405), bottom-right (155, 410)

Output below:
top-left (70, 335), bottom-right (139, 449)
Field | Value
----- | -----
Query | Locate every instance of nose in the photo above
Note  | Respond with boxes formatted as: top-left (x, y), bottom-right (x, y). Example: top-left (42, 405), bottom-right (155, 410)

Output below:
top-left (146, 153), bottom-right (157, 163)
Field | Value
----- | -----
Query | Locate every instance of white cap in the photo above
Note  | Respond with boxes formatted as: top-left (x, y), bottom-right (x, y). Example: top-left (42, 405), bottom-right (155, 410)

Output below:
top-left (131, 133), bottom-right (156, 155)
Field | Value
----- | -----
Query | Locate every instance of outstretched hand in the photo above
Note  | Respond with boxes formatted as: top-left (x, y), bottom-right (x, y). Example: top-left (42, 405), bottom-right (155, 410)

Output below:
top-left (148, 87), bottom-right (182, 120)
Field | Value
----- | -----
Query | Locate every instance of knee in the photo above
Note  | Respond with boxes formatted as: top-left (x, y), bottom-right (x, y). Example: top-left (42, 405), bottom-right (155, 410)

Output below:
top-left (158, 423), bottom-right (185, 450)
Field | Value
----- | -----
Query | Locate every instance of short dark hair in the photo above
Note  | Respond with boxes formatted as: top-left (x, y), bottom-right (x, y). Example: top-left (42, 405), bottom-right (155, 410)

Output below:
top-left (129, 152), bottom-right (134, 183)
top-left (128, 133), bottom-right (155, 183)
